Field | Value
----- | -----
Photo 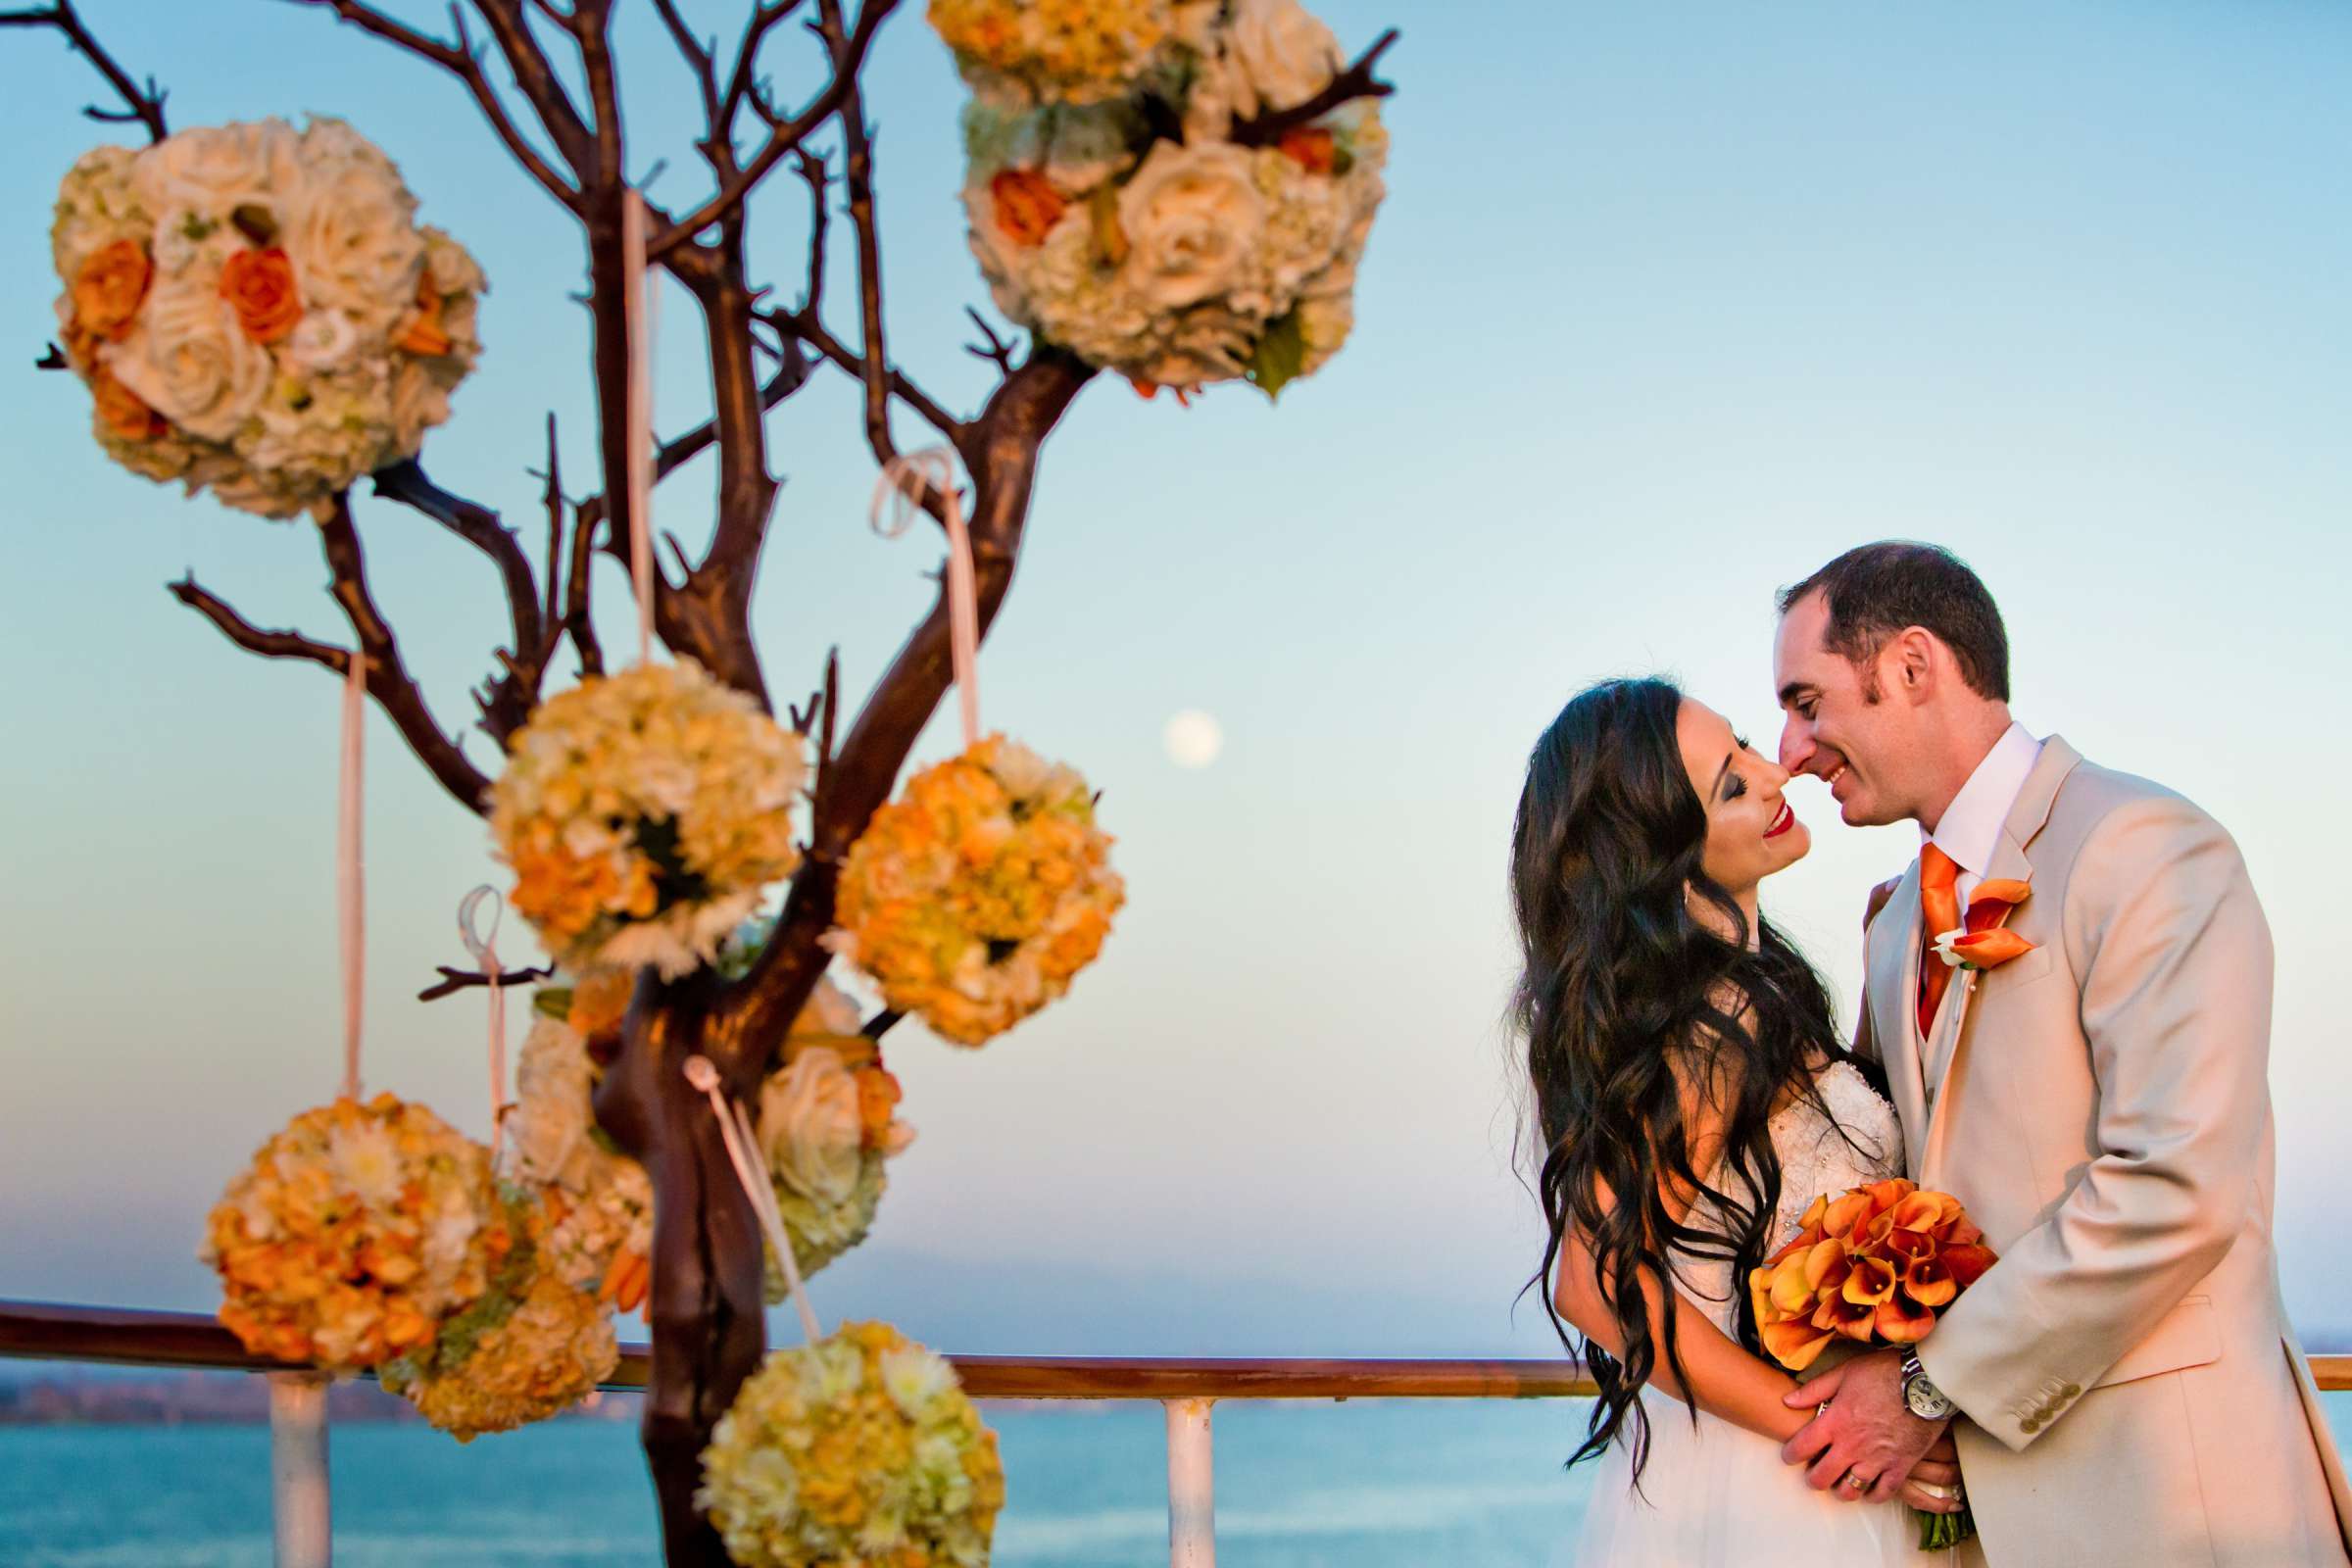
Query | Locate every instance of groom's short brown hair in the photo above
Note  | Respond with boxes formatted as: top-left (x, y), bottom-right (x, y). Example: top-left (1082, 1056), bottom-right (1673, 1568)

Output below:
top-left (1778, 542), bottom-right (2011, 702)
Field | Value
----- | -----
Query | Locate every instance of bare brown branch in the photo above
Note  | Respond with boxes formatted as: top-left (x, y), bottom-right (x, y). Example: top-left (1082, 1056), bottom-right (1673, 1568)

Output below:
top-left (464, 0), bottom-right (598, 176)
top-left (1230, 28), bottom-right (1399, 146)
top-left (646, 0), bottom-right (900, 257)
top-left (317, 494), bottom-right (495, 813)
top-left (716, 349), bottom-right (1096, 1057)
top-left (168, 574), bottom-right (346, 671)
top-left (570, 0), bottom-right (625, 184)
top-left (963, 306), bottom-right (1016, 377)
top-left (169, 548), bottom-right (492, 816)
top-left (418, 961), bottom-right (553, 1002)
top-left (719, 1), bottom-right (808, 133)
top-left (821, 0), bottom-right (898, 467)
top-left (649, 0), bottom-right (719, 131)
top-left (535, 413), bottom-right (564, 631)
top-left (756, 306), bottom-right (959, 451)
top-left (1, 0), bottom-right (168, 143)
top-left (282, 0), bottom-right (580, 208)
top-left (371, 460), bottom-right (548, 742)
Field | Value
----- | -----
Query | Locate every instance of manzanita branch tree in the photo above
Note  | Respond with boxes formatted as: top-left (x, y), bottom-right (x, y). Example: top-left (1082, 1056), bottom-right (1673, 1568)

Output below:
top-left (9, 1), bottom-right (1393, 1561)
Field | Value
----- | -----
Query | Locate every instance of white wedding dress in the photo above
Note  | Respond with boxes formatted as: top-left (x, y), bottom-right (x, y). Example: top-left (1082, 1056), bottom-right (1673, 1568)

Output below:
top-left (1560, 1061), bottom-right (1945, 1566)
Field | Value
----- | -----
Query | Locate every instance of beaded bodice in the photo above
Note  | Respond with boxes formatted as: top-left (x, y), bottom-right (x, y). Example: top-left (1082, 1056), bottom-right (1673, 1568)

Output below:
top-left (1673, 1060), bottom-right (1904, 1335)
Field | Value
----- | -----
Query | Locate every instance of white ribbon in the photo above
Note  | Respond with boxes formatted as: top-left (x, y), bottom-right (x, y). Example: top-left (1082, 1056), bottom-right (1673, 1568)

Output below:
top-left (457, 885), bottom-right (510, 1156)
top-left (871, 448), bottom-right (980, 749)
top-left (683, 1054), bottom-right (822, 1346)
top-left (338, 650), bottom-right (367, 1102)
top-left (621, 188), bottom-right (661, 666)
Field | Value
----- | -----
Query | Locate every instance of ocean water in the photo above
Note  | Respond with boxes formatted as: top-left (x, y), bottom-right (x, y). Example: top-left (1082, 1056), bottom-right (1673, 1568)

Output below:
top-left (11, 1393), bottom-right (2352, 1567)
top-left (0, 1398), bottom-right (1593, 1568)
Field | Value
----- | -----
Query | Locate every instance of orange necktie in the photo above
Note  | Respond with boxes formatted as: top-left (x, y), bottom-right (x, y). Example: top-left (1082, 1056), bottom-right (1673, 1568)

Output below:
top-left (1917, 844), bottom-right (1961, 1039)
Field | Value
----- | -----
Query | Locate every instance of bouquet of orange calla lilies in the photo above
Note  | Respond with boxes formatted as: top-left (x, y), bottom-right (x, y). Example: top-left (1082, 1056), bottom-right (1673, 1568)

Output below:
top-left (1750, 1177), bottom-right (1998, 1548)
top-left (1750, 1178), bottom-right (1996, 1372)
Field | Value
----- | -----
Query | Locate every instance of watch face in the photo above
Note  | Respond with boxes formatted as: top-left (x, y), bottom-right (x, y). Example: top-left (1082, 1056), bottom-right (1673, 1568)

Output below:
top-left (1906, 1380), bottom-right (1953, 1419)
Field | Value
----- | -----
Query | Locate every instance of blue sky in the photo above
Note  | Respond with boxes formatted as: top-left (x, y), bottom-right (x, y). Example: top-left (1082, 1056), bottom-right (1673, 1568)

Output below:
top-left (2, 0), bottom-right (2349, 1360)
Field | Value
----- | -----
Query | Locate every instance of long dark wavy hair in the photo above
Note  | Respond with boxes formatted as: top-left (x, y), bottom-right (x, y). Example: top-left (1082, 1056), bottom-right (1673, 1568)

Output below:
top-left (1509, 677), bottom-right (1872, 1480)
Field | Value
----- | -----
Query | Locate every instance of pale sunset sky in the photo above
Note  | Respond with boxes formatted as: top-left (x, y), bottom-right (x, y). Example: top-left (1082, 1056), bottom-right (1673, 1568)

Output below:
top-left (2, 0), bottom-right (2348, 1360)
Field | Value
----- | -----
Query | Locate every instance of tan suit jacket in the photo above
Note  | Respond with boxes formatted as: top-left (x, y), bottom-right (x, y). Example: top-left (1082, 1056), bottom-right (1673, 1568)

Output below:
top-left (1858, 737), bottom-right (2352, 1566)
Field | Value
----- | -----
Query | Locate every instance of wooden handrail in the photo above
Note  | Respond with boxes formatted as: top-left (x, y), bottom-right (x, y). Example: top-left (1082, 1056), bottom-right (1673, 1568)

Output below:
top-left (7, 1300), bottom-right (2349, 1399)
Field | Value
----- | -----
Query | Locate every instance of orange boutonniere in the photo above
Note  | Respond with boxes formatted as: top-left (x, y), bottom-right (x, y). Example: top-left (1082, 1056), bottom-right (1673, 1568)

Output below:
top-left (1933, 877), bottom-right (2034, 972)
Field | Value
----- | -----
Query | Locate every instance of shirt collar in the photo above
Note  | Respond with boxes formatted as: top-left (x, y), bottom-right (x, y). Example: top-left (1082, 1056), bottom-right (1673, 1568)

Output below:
top-left (1924, 721), bottom-right (2042, 879)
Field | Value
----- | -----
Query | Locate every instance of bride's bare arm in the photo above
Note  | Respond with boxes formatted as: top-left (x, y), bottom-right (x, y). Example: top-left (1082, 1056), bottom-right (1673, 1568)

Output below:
top-left (1553, 1202), bottom-right (1812, 1445)
top-left (1550, 1047), bottom-right (1812, 1446)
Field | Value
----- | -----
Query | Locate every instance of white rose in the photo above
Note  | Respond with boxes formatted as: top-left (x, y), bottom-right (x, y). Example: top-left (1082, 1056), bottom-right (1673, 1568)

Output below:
top-left (1181, 43), bottom-right (1249, 142)
top-left (286, 149), bottom-right (423, 334)
top-left (1117, 141), bottom-right (1266, 311)
top-left (387, 357), bottom-right (452, 455)
top-left (104, 277), bottom-right (271, 442)
top-left (242, 360), bottom-right (394, 491)
top-left (795, 975), bottom-right (862, 1038)
top-left (1221, 0), bottom-right (1343, 118)
top-left (510, 1018), bottom-right (597, 1187)
top-left (131, 120), bottom-right (300, 219)
top-left (282, 309), bottom-right (363, 373)
top-left (759, 1047), bottom-right (864, 1207)
top-left (420, 226), bottom-right (486, 296)
top-left (51, 145), bottom-right (150, 279)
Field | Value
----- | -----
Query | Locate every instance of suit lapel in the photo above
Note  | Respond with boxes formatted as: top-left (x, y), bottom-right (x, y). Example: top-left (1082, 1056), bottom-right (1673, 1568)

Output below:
top-left (1869, 862), bottom-right (1930, 1173)
top-left (1917, 737), bottom-right (2084, 1186)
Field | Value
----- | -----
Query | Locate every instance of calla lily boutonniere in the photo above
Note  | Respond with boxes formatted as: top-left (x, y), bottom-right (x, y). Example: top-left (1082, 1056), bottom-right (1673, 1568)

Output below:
top-left (1933, 877), bottom-right (2035, 971)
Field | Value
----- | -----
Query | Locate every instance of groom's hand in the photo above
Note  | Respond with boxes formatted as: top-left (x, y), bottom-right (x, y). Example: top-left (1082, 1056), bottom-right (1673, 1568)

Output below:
top-left (1901, 1434), bottom-right (1966, 1515)
top-left (1780, 1348), bottom-right (1951, 1504)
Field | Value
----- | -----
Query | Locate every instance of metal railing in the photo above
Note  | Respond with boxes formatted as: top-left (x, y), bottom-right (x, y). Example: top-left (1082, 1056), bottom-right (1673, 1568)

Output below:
top-left (7, 1300), bottom-right (2348, 1567)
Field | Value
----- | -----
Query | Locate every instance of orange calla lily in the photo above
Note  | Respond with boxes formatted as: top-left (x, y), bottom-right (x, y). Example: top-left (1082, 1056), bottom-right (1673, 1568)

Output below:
top-left (1812, 1291), bottom-right (1879, 1341)
top-left (1880, 1225), bottom-right (1936, 1264)
top-left (1876, 1292), bottom-right (1936, 1343)
top-left (1768, 1250), bottom-right (1822, 1314)
top-left (1761, 1318), bottom-right (1836, 1370)
top-left (1971, 877), bottom-right (2032, 909)
top-left (1946, 927), bottom-right (2036, 969)
top-left (1902, 1256), bottom-right (1958, 1309)
top-left (1940, 1243), bottom-right (1997, 1289)
top-left (1820, 1192), bottom-right (1873, 1239)
top-left (1891, 1190), bottom-right (1961, 1233)
top-left (1842, 1254), bottom-right (1898, 1306)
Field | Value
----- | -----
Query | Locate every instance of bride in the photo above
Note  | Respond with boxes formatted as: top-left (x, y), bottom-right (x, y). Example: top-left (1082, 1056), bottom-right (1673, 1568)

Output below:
top-left (1509, 678), bottom-right (1959, 1566)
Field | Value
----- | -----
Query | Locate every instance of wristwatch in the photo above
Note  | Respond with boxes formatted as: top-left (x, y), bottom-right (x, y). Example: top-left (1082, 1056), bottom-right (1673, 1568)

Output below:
top-left (1900, 1349), bottom-right (1958, 1422)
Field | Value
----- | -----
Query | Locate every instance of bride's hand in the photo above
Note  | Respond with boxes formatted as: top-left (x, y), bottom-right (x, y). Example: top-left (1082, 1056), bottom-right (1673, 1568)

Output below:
top-left (1899, 1434), bottom-right (1966, 1515)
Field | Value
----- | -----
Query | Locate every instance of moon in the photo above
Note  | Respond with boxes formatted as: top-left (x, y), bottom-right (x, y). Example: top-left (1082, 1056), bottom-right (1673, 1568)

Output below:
top-left (1162, 710), bottom-right (1224, 769)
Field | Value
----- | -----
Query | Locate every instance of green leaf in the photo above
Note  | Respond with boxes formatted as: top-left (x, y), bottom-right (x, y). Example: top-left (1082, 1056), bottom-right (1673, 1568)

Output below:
top-left (533, 987), bottom-right (574, 1020)
top-left (1245, 311), bottom-right (1308, 403)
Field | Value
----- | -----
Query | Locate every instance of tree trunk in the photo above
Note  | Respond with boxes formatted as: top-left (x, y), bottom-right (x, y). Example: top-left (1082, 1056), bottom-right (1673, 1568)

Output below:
top-left (593, 968), bottom-right (774, 1567)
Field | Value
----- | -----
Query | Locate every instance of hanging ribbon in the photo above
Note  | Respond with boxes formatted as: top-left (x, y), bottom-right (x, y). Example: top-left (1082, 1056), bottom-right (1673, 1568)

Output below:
top-left (683, 1054), bottom-right (823, 1346)
top-left (620, 188), bottom-right (661, 666)
top-left (458, 885), bottom-right (511, 1157)
top-left (338, 650), bottom-right (368, 1103)
top-left (871, 449), bottom-right (980, 749)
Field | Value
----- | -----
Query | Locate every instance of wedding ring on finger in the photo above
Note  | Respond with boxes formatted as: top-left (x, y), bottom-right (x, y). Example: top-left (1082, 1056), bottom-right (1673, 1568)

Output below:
top-left (1840, 1470), bottom-right (1873, 1492)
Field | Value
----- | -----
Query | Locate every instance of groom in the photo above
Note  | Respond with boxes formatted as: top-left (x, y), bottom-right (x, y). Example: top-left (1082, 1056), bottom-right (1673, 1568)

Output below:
top-left (1767, 542), bottom-right (2352, 1565)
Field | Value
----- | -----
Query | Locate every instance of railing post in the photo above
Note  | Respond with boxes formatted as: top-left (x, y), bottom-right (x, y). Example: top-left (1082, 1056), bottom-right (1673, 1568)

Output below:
top-left (268, 1370), bottom-right (331, 1568)
top-left (1164, 1396), bottom-right (1215, 1568)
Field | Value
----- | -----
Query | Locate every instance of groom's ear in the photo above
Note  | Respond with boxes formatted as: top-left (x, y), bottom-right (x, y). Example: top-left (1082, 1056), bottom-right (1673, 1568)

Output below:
top-left (1888, 625), bottom-right (1938, 704)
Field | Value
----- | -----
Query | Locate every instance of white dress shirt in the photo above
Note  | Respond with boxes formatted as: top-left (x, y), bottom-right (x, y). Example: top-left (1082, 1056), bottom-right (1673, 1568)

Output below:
top-left (1918, 721), bottom-right (2041, 1078)
top-left (1925, 720), bottom-right (2043, 911)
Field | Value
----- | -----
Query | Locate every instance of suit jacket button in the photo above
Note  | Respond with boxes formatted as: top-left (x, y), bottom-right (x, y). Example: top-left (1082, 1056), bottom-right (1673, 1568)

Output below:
top-left (2020, 1414), bottom-right (2042, 1434)
top-left (2059, 1383), bottom-right (2080, 1399)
